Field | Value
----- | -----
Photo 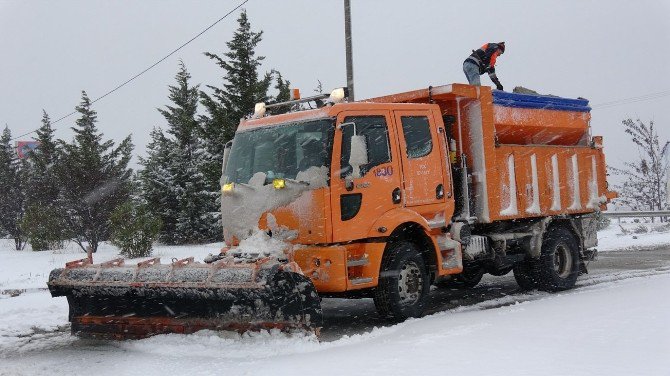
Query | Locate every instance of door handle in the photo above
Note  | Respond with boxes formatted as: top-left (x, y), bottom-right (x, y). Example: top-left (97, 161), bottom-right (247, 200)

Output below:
top-left (345, 177), bottom-right (354, 191)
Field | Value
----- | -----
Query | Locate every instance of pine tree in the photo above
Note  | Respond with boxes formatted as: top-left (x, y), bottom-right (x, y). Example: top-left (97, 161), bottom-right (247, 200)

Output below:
top-left (140, 127), bottom-right (179, 243)
top-left (21, 111), bottom-right (70, 250)
top-left (141, 62), bottom-right (219, 244)
top-left (57, 91), bottom-right (134, 252)
top-left (0, 127), bottom-right (28, 250)
top-left (273, 71), bottom-right (291, 103)
top-left (199, 10), bottom-right (289, 189)
top-left (267, 70), bottom-right (291, 115)
top-left (611, 118), bottom-right (669, 216)
top-left (202, 10), bottom-right (272, 128)
top-left (26, 111), bottom-right (60, 206)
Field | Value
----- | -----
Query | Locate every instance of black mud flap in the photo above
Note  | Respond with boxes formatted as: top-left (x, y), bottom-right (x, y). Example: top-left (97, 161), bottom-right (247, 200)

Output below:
top-left (579, 248), bottom-right (598, 275)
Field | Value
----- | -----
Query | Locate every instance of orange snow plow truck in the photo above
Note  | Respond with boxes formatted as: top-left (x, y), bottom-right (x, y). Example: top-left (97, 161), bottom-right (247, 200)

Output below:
top-left (48, 84), bottom-right (616, 339)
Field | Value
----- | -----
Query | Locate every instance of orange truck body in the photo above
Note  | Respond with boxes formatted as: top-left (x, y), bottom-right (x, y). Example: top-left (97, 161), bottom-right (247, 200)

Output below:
top-left (229, 83), bottom-right (615, 295)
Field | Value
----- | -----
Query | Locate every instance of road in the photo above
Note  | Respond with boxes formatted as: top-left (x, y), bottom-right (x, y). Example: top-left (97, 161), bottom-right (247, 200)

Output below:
top-left (319, 246), bottom-right (670, 341)
top-left (1, 246), bottom-right (669, 353)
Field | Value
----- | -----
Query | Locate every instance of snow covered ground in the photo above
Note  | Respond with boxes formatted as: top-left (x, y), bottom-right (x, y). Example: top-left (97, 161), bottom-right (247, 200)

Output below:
top-left (598, 222), bottom-right (670, 252)
top-left (1, 225), bottom-right (669, 376)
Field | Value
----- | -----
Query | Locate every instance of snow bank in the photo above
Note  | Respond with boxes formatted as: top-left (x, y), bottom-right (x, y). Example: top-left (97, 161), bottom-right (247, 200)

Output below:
top-left (228, 229), bottom-right (289, 259)
top-left (0, 291), bottom-right (70, 352)
top-left (0, 239), bottom-right (222, 290)
top-left (598, 223), bottom-right (670, 252)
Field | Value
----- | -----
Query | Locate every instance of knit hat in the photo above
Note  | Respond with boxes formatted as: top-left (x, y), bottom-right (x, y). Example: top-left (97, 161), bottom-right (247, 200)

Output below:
top-left (497, 42), bottom-right (506, 53)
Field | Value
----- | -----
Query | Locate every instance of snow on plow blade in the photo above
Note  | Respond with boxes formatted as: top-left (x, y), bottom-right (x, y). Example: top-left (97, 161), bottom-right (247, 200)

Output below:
top-left (47, 257), bottom-right (322, 339)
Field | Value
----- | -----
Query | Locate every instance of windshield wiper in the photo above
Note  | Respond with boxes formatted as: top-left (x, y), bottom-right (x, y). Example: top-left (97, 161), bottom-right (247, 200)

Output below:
top-left (284, 178), bottom-right (310, 186)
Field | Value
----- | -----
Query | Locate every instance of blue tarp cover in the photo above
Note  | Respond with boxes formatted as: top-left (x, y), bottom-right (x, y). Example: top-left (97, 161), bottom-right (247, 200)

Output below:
top-left (492, 90), bottom-right (591, 112)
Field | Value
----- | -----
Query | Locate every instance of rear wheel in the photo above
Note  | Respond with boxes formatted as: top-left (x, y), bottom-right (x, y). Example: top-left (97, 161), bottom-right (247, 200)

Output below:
top-left (523, 226), bottom-right (580, 291)
top-left (373, 241), bottom-right (430, 320)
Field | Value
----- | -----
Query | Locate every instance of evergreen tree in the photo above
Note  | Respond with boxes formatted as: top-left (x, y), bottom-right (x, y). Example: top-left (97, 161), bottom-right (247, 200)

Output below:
top-left (0, 127), bottom-right (28, 250)
top-left (22, 111), bottom-right (70, 250)
top-left (274, 71), bottom-right (291, 103)
top-left (199, 10), bottom-right (289, 189)
top-left (109, 199), bottom-right (162, 258)
top-left (267, 70), bottom-right (292, 115)
top-left (140, 127), bottom-right (179, 243)
top-left (202, 10), bottom-right (272, 132)
top-left (57, 91), bottom-right (134, 252)
top-left (26, 111), bottom-right (60, 205)
top-left (141, 62), bottom-right (218, 244)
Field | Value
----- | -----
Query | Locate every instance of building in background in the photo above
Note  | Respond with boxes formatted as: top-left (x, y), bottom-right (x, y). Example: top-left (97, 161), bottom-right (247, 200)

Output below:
top-left (15, 141), bottom-right (40, 159)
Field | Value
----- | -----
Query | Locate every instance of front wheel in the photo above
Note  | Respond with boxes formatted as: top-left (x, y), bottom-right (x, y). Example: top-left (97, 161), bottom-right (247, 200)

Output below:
top-left (373, 241), bottom-right (430, 321)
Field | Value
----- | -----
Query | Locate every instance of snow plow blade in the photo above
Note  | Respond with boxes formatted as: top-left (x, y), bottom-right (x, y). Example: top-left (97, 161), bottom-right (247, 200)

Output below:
top-left (47, 257), bottom-right (322, 339)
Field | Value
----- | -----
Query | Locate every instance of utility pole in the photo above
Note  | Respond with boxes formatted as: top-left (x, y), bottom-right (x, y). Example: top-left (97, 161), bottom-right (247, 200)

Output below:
top-left (344, 0), bottom-right (355, 101)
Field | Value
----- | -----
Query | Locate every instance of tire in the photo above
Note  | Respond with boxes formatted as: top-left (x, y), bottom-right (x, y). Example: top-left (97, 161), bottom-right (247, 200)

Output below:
top-left (373, 241), bottom-right (430, 321)
top-left (534, 226), bottom-right (580, 291)
top-left (437, 266), bottom-right (485, 289)
top-left (513, 261), bottom-right (538, 290)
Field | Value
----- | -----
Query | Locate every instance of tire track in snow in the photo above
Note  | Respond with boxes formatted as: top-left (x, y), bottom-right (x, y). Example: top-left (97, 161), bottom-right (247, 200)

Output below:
top-left (442, 266), bottom-right (670, 314)
top-left (0, 287), bottom-right (48, 298)
top-left (0, 325), bottom-right (72, 358)
top-left (320, 265), bottom-right (670, 340)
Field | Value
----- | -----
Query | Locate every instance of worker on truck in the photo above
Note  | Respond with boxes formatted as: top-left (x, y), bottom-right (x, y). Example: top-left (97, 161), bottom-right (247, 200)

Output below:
top-left (463, 42), bottom-right (505, 90)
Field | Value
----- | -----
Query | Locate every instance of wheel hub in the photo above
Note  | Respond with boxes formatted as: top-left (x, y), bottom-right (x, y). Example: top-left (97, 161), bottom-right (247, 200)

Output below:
top-left (398, 261), bottom-right (423, 305)
top-left (553, 244), bottom-right (573, 278)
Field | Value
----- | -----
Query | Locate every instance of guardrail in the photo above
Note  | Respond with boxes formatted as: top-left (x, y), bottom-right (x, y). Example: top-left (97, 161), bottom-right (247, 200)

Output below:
top-left (602, 210), bottom-right (670, 218)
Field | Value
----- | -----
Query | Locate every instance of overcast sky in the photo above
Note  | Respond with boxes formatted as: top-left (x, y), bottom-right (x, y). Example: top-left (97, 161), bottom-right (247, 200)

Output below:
top-left (1, 0), bottom-right (669, 173)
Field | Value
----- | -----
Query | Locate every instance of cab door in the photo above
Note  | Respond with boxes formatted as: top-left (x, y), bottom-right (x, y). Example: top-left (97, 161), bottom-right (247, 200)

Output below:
top-left (393, 110), bottom-right (447, 209)
top-left (330, 111), bottom-right (402, 242)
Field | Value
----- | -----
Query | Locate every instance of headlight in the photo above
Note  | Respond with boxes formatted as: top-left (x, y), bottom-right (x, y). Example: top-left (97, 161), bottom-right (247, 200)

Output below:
top-left (273, 178), bottom-right (286, 189)
top-left (221, 183), bottom-right (234, 193)
top-left (329, 87), bottom-right (348, 103)
top-left (253, 102), bottom-right (266, 118)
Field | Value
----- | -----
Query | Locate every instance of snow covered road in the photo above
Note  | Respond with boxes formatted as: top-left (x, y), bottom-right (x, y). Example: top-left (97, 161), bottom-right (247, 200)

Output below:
top-left (1, 267), bottom-right (669, 376)
top-left (1, 229), bottom-right (669, 376)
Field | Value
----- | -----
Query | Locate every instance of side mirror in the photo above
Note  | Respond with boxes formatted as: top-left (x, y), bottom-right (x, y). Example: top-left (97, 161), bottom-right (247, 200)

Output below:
top-left (220, 140), bottom-right (233, 182)
top-left (349, 134), bottom-right (368, 179)
top-left (338, 122), bottom-right (369, 179)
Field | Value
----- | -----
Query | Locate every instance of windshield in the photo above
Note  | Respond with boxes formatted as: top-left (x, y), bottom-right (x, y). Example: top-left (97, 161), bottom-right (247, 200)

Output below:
top-left (223, 118), bottom-right (335, 185)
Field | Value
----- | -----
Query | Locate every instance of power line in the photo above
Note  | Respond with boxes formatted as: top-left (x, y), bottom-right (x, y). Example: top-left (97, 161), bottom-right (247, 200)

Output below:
top-left (591, 90), bottom-right (670, 110)
top-left (10, 0), bottom-right (249, 142)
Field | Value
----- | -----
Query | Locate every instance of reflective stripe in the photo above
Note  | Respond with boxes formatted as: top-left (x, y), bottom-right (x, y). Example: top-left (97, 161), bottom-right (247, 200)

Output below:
top-left (489, 51), bottom-right (499, 68)
top-left (469, 43), bottom-right (501, 73)
top-left (466, 56), bottom-right (482, 66)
